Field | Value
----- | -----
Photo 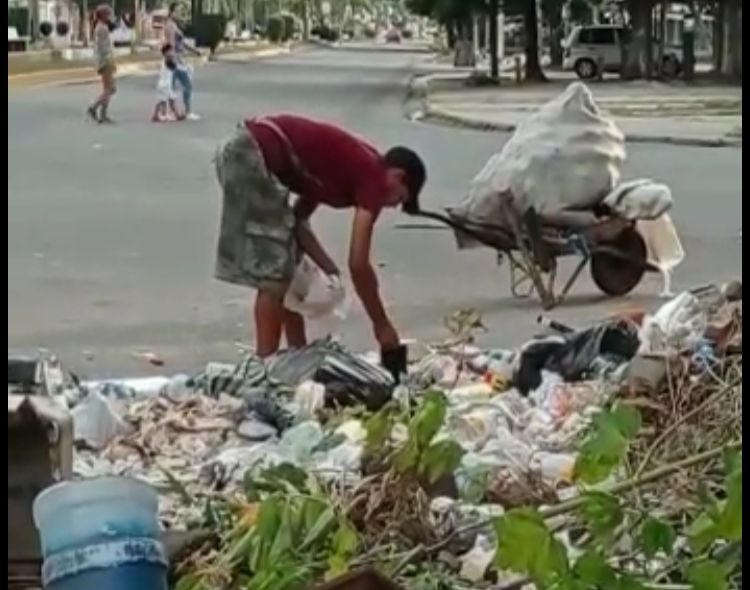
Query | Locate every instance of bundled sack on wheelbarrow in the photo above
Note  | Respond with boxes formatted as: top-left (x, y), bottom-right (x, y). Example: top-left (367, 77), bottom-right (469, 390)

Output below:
top-left (449, 82), bottom-right (684, 299)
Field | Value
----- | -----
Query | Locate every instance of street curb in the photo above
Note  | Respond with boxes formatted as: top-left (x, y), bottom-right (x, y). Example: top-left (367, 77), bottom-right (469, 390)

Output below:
top-left (409, 72), bottom-right (743, 149)
top-left (422, 105), bottom-right (743, 148)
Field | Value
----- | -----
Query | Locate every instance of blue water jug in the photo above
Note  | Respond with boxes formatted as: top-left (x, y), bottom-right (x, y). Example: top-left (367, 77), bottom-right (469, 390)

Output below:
top-left (33, 477), bottom-right (168, 590)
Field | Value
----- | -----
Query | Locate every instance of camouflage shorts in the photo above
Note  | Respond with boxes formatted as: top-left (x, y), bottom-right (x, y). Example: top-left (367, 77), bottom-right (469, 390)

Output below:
top-left (214, 126), bottom-right (298, 295)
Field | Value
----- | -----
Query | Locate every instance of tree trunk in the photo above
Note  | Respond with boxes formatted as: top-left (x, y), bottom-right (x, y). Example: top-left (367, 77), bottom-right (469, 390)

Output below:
top-left (657, 0), bottom-right (667, 67)
top-left (713, 0), bottom-right (724, 73)
top-left (524, 0), bottom-right (547, 81)
top-left (722, 0), bottom-right (741, 79)
top-left (622, 0), bottom-right (653, 79)
top-left (301, 0), bottom-right (309, 41)
top-left (446, 20), bottom-right (457, 49)
top-left (488, 0), bottom-right (499, 79)
top-left (644, 1), bottom-right (654, 79)
top-left (548, 2), bottom-right (564, 68)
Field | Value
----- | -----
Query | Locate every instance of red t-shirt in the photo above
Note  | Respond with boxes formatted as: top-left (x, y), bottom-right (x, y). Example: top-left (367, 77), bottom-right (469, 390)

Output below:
top-left (245, 115), bottom-right (388, 213)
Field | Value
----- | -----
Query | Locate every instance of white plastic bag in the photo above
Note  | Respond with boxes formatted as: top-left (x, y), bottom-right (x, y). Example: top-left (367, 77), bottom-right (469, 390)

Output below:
top-left (72, 392), bottom-right (132, 450)
top-left (284, 258), bottom-right (348, 319)
top-left (638, 292), bottom-right (707, 355)
top-left (637, 214), bottom-right (685, 298)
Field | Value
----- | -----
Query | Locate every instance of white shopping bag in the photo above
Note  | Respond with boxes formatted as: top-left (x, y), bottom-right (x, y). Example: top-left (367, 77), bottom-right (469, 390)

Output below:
top-left (284, 258), bottom-right (349, 320)
top-left (637, 214), bottom-right (685, 298)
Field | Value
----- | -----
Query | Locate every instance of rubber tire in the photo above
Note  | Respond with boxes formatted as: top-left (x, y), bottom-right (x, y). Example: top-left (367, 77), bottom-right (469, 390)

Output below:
top-left (660, 55), bottom-right (680, 79)
top-left (590, 228), bottom-right (647, 297)
top-left (575, 58), bottom-right (598, 80)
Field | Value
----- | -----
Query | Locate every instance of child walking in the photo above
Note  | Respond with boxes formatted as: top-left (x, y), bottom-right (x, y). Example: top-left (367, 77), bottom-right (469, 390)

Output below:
top-left (152, 44), bottom-right (183, 122)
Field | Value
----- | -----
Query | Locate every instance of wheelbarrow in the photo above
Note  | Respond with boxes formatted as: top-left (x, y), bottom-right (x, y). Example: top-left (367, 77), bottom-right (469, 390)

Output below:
top-left (409, 194), bottom-right (654, 310)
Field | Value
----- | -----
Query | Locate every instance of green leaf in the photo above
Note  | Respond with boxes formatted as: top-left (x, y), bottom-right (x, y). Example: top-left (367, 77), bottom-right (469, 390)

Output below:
top-left (327, 522), bottom-right (359, 577)
top-left (393, 439), bottom-right (420, 474)
top-left (573, 551), bottom-right (616, 587)
top-left (609, 403), bottom-right (641, 439)
top-left (578, 492), bottom-right (623, 540)
top-left (574, 404), bottom-right (641, 484)
top-left (300, 506), bottom-right (336, 550)
top-left (245, 463), bottom-right (309, 498)
top-left (411, 391), bottom-right (448, 448)
top-left (269, 504), bottom-right (295, 559)
top-left (688, 512), bottom-right (719, 554)
top-left (331, 522), bottom-right (359, 557)
top-left (365, 406), bottom-right (394, 452)
top-left (688, 452), bottom-right (743, 553)
top-left (638, 517), bottom-right (676, 558)
top-left (615, 575), bottom-right (649, 590)
top-left (715, 453), bottom-right (742, 542)
top-left (494, 508), bottom-right (569, 587)
top-left (301, 498), bottom-right (326, 536)
top-left (418, 439), bottom-right (465, 484)
top-left (686, 559), bottom-right (729, 590)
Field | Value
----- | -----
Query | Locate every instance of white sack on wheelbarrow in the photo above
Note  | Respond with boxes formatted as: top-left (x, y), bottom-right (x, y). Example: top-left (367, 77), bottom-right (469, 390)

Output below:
top-left (602, 179), bottom-right (673, 220)
top-left (453, 82), bottom-right (626, 248)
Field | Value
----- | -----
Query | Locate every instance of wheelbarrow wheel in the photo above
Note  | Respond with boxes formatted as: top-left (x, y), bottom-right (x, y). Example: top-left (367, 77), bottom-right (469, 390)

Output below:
top-left (590, 228), bottom-right (647, 297)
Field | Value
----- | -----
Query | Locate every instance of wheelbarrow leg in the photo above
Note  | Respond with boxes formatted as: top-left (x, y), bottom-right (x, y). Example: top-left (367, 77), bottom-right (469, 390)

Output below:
top-left (557, 255), bottom-right (589, 304)
top-left (500, 196), bottom-right (556, 309)
top-left (508, 253), bottom-right (534, 299)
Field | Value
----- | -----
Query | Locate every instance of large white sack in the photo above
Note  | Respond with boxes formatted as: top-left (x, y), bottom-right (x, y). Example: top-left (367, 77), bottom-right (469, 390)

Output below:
top-left (454, 82), bottom-right (626, 234)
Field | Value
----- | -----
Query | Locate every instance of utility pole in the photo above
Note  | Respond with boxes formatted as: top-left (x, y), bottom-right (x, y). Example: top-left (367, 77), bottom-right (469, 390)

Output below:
top-left (488, 0), bottom-right (499, 79)
top-left (82, 0), bottom-right (90, 46)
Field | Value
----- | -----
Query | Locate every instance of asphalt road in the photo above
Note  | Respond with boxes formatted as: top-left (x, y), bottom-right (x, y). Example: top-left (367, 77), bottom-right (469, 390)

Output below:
top-left (8, 47), bottom-right (743, 378)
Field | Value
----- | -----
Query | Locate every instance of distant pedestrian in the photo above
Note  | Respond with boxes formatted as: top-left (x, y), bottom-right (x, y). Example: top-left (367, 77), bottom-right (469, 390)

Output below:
top-left (87, 4), bottom-right (117, 124)
top-left (151, 44), bottom-right (183, 122)
top-left (164, 2), bottom-right (202, 121)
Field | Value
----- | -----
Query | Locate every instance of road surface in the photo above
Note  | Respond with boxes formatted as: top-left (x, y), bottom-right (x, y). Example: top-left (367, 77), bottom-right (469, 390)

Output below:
top-left (8, 47), bottom-right (742, 377)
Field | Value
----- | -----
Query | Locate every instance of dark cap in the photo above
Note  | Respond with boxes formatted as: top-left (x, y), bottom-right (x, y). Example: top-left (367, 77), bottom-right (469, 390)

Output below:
top-left (384, 146), bottom-right (426, 215)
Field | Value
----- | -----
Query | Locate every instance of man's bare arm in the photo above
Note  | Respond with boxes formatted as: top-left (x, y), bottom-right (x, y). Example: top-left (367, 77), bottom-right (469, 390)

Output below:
top-left (293, 198), bottom-right (338, 275)
top-left (349, 208), bottom-right (398, 348)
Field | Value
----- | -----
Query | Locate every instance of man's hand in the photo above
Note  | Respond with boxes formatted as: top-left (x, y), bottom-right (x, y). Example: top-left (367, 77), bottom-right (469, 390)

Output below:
top-left (293, 199), bottom-right (339, 276)
top-left (374, 320), bottom-right (400, 351)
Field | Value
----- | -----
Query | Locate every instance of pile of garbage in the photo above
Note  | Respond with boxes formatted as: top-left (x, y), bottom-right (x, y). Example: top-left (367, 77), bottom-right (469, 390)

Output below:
top-left (57, 282), bottom-right (741, 589)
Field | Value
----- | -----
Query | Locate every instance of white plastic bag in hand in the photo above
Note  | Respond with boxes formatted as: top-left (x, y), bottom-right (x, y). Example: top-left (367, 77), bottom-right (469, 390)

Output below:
top-left (284, 258), bottom-right (349, 319)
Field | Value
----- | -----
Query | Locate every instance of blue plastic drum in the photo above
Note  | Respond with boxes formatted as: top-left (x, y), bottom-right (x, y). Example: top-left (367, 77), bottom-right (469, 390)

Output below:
top-left (33, 477), bottom-right (168, 590)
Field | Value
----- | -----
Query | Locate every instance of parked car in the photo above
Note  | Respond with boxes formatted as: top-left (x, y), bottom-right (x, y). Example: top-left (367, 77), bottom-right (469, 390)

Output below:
top-left (385, 28), bottom-right (401, 43)
top-left (563, 25), bottom-right (682, 80)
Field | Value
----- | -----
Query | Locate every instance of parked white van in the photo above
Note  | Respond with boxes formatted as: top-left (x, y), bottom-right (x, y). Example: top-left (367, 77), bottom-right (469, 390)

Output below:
top-left (563, 24), bottom-right (682, 80)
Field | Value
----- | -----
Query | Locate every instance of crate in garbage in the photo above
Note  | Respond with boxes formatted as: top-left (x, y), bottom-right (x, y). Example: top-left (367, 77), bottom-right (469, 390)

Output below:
top-left (8, 394), bottom-right (73, 564)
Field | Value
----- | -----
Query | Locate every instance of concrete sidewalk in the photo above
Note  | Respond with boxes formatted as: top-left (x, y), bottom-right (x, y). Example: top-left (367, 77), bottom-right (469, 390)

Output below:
top-left (414, 73), bottom-right (742, 148)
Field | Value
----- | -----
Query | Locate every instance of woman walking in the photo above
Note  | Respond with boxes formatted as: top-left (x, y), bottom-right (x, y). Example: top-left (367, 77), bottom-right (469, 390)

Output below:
top-left (164, 2), bottom-right (202, 121)
top-left (87, 4), bottom-right (117, 124)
